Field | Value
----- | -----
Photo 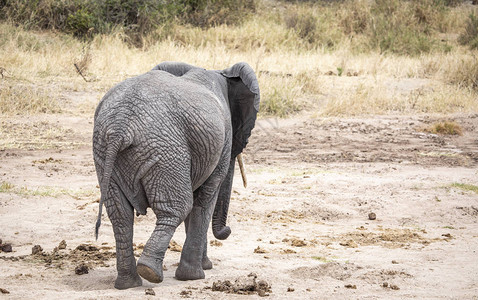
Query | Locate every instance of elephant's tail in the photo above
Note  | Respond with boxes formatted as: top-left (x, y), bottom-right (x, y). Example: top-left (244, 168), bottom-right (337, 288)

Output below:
top-left (95, 137), bottom-right (123, 240)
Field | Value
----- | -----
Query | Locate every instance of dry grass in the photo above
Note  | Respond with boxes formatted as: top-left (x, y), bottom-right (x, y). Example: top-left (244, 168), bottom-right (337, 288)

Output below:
top-left (0, 118), bottom-right (86, 150)
top-left (426, 121), bottom-right (463, 135)
top-left (320, 81), bottom-right (478, 116)
top-left (0, 1), bottom-right (477, 119)
top-left (0, 82), bottom-right (62, 115)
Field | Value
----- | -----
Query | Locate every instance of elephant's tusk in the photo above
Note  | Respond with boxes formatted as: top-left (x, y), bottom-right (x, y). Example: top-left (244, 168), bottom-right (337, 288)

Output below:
top-left (237, 153), bottom-right (247, 188)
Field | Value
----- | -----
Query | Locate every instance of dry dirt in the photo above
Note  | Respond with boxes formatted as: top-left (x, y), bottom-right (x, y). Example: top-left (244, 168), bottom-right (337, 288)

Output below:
top-left (1, 111), bottom-right (478, 299)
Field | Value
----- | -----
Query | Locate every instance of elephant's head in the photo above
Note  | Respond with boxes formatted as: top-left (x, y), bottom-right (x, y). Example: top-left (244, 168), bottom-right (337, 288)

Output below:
top-left (214, 62), bottom-right (260, 239)
top-left (152, 61), bottom-right (260, 240)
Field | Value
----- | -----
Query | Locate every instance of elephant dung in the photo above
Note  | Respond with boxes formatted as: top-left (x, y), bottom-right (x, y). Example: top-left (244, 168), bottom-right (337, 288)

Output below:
top-left (211, 273), bottom-right (272, 297)
top-left (1, 243), bottom-right (12, 253)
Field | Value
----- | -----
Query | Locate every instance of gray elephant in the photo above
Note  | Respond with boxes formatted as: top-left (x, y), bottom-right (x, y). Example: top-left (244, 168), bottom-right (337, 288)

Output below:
top-left (92, 61), bottom-right (260, 289)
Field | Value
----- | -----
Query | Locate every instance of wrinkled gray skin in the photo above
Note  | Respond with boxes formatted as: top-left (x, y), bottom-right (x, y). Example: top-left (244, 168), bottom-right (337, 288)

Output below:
top-left (92, 62), bottom-right (260, 290)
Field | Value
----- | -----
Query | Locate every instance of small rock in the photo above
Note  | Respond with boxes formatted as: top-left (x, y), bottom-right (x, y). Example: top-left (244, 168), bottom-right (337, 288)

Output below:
top-left (392, 260), bottom-right (398, 264)
top-left (368, 212), bottom-right (376, 220)
top-left (1, 243), bottom-right (12, 253)
top-left (258, 290), bottom-right (267, 297)
top-left (168, 240), bottom-right (182, 252)
top-left (76, 244), bottom-right (98, 252)
top-left (281, 248), bottom-right (296, 254)
top-left (390, 284), bottom-right (400, 290)
top-left (0, 288), bottom-right (10, 294)
top-left (58, 240), bottom-right (67, 250)
top-left (145, 288), bottom-right (155, 296)
top-left (32, 245), bottom-right (43, 255)
top-left (287, 287), bottom-right (295, 292)
top-left (75, 264), bottom-right (89, 275)
top-left (254, 246), bottom-right (268, 254)
top-left (382, 282), bottom-right (389, 287)
top-left (442, 233), bottom-right (452, 238)
top-left (291, 239), bottom-right (307, 247)
top-left (344, 284), bottom-right (357, 289)
top-left (180, 290), bottom-right (192, 298)
top-left (210, 240), bottom-right (223, 247)
top-left (339, 240), bottom-right (358, 248)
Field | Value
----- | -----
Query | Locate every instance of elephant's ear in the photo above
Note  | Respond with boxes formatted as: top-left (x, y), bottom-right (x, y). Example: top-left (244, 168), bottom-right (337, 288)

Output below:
top-left (221, 62), bottom-right (260, 158)
top-left (152, 61), bottom-right (198, 77)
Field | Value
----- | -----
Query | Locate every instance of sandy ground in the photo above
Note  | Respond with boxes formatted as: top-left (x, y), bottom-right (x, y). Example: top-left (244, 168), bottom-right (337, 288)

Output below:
top-left (1, 112), bottom-right (478, 299)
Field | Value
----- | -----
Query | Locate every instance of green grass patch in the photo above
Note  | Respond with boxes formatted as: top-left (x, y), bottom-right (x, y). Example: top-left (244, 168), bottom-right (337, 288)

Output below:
top-left (0, 181), bottom-right (14, 192)
top-left (450, 183), bottom-right (478, 193)
top-left (311, 256), bottom-right (334, 263)
top-left (0, 181), bottom-right (97, 199)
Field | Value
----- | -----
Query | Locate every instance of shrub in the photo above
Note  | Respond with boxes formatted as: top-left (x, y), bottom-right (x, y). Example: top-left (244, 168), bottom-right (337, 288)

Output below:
top-left (0, 0), bottom-right (255, 44)
top-left (285, 8), bottom-right (318, 44)
top-left (459, 13), bottom-right (478, 49)
top-left (426, 121), bottom-right (463, 135)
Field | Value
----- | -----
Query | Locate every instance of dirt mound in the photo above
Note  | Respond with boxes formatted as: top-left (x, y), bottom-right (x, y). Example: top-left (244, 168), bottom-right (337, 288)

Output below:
top-left (211, 273), bottom-right (272, 297)
top-left (292, 262), bottom-right (361, 281)
top-left (338, 228), bottom-right (433, 249)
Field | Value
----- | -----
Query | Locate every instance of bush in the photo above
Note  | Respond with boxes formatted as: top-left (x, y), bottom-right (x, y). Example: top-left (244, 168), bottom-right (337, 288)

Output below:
top-left (459, 13), bottom-right (478, 49)
top-left (285, 8), bottom-right (318, 43)
top-left (0, 0), bottom-right (255, 44)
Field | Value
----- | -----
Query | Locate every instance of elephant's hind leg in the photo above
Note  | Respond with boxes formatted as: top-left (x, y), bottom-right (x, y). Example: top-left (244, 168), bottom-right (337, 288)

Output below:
top-left (137, 167), bottom-right (194, 284)
top-left (176, 203), bottom-right (216, 281)
top-left (105, 181), bottom-right (142, 290)
top-left (176, 160), bottom-right (228, 281)
top-left (184, 214), bottom-right (213, 270)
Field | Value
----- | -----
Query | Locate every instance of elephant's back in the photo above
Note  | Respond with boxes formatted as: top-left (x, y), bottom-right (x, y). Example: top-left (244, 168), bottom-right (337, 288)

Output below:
top-left (95, 70), bottom-right (228, 195)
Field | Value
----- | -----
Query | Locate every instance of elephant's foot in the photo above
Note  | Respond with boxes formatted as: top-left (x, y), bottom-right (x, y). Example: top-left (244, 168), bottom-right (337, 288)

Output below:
top-left (175, 261), bottom-right (205, 281)
top-left (137, 255), bottom-right (163, 283)
top-left (114, 273), bottom-right (142, 290)
top-left (202, 256), bottom-right (213, 270)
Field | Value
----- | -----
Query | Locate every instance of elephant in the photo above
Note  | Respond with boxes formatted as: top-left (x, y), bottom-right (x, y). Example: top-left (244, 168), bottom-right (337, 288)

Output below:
top-left (92, 61), bottom-right (260, 290)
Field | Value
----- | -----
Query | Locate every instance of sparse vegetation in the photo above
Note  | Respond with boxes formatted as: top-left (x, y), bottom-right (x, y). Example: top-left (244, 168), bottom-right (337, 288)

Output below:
top-left (451, 183), bottom-right (478, 193)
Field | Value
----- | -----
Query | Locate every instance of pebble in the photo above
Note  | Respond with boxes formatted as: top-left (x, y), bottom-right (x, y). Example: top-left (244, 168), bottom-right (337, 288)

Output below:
top-left (145, 288), bottom-right (155, 295)
top-left (58, 240), bottom-right (67, 250)
top-left (75, 264), bottom-right (89, 275)
top-left (368, 212), bottom-right (377, 220)
top-left (32, 245), bottom-right (43, 255)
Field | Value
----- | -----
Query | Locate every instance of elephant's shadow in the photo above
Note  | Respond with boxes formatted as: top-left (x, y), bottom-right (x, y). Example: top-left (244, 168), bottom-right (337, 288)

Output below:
top-left (62, 265), bottom-right (186, 291)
